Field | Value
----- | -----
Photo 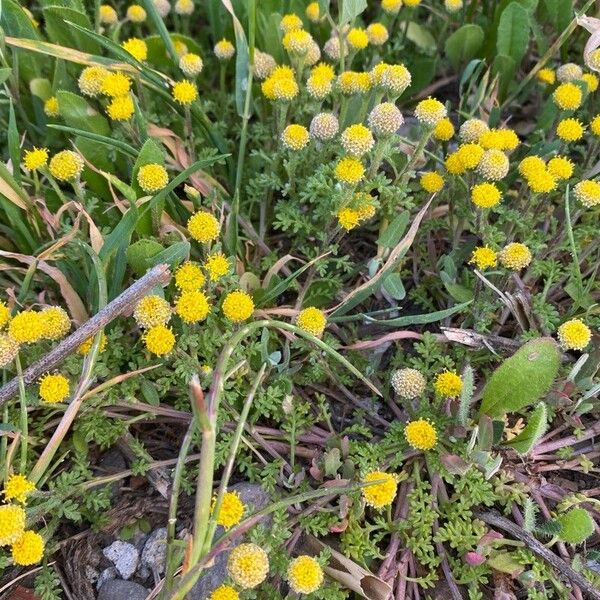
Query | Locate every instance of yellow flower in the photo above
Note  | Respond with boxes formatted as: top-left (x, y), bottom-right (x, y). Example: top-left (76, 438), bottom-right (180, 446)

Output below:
top-left (519, 155), bottom-right (546, 179)
top-left (78, 65), bottom-right (109, 97)
top-left (471, 182), bottom-right (502, 208)
top-left (204, 253), bottom-right (230, 281)
top-left (477, 149), bottom-right (509, 180)
top-left (381, 0), bottom-right (403, 14)
top-left (470, 246), bottom-right (497, 270)
top-left (296, 307), bottom-right (327, 337)
top-left (347, 27), bottom-right (369, 50)
top-left (527, 169), bottom-right (557, 194)
top-left (175, 262), bottom-right (205, 291)
top-left (557, 63), bottom-right (582, 82)
top-left (433, 118), bottom-right (454, 141)
top-left (0, 504), bottom-right (25, 545)
top-left (0, 301), bottom-right (10, 328)
top-left (581, 73), bottom-right (599, 92)
top-left (458, 118), bottom-right (488, 143)
top-left (99, 4), bottom-right (118, 24)
top-left (557, 319), bottom-right (591, 351)
top-left (9, 311), bottom-right (44, 344)
top-left (335, 157), bottom-right (364, 185)
top-left (126, 4), bottom-right (146, 22)
top-left (445, 0), bottom-right (463, 11)
top-left (537, 68), bottom-right (556, 85)
top-left (390, 368), bottom-right (426, 399)
top-left (404, 418), bottom-right (437, 450)
top-left (174, 0), bottom-right (194, 15)
top-left (137, 163), bottom-right (168, 193)
top-left (227, 543), bottom-right (269, 589)
top-left (420, 172), bottom-right (444, 193)
top-left (479, 128), bottom-right (519, 151)
top-left (556, 118), bottom-right (584, 142)
top-left (434, 371), bottom-right (463, 398)
top-left (553, 82), bottom-right (583, 110)
top-left (3, 475), bottom-right (35, 504)
top-left (281, 124), bottom-right (310, 150)
top-left (341, 124), bottom-right (374, 157)
top-left (337, 71), bottom-right (368, 95)
top-left (456, 143), bottom-right (484, 169)
top-left (187, 211), bottom-right (220, 243)
top-left (574, 180), bottom-right (600, 208)
top-left (212, 491), bottom-right (244, 529)
top-left (172, 80), bottom-right (198, 105)
top-left (547, 156), bottom-right (573, 180)
top-left (404, 0), bottom-right (421, 5)
top-left (222, 290), bottom-right (254, 322)
top-left (175, 291), bottom-right (210, 323)
top-left (180, 53), bottom-right (203, 77)
top-left (272, 77), bottom-right (299, 101)
top-left (39, 373), bottom-right (70, 403)
top-left (214, 39), bottom-right (235, 60)
top-left (287, 555), bottom-right (324, 594)
top-left (133, 295), bottom-right (171, 329)
top-left (41, 306), bottom-right (71, 340)
top-left (49, 150), bottom-right (84, 181)
top-left (107, 95), bottom-right (135, 121)
top-left (173, 40), bottom-right (188, 57)
top-left (23, 147), bottom-right (48, 171)
top-left (588, 49), bottom-right (600, 71)
top-left (44, 96), bottom-right (59, 117)
top-left (11, 531), bottom-right (44, 566)
top-left (414, 97), bottom-right (447, 127)
top-left (101, 72), bottom-right (131, 97)
top-left (362, 471), bottom-right (397, 508)
top-left (337, 207), bottom-right (360, 231)
top-left (378, 63), bottom-right (411, 96)
top-left (307, 74), bottom-right (332, 99)
top-left (280, 13), bottom-right (303, 33)
top-left (368, 102), bottom-right (403, 137)
top-left (253, 51), bottom-right (276, 80)
top-left (144, 324), bottom-right (176, 356)
top-left (367, 23), bottom-right (388, 45)
top-left (78, 332), bottom-right (107, 355)
top-left (210, 585), bottom-right (239, 600)
top-left (0, 335), bottom-right (18, 368)
top-left (306, 2), bottom-right (320, 22)
top-left (499, 242), bottom-right (532, 270)
top-left (444, 152), bottom-right (465, 175)
top-left (283, 29), bottom-right (313, 54)
top-left (122, 37), bottom-right (147, 61)
top-left (310, 112), bottom-right (339, 140)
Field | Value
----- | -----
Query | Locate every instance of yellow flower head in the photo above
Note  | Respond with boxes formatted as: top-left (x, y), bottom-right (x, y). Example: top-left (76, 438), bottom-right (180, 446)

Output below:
top-left (133, 295), bottom-right (171, 329)
top-left (175, 290), bottom-right (210, 323)
top-left (253, 50), bottom-right (276, 80)
top-left (283, 29), bottom-right (313, 54)
top-left (367, 22), bottom-right (389, 45)
top-left (287, 555), bottom-right (324, 594)
top-left (588, 49), bottom-right (600, 71)
top-left (404, 0), bottom-right (421, 5)
top-left (144, 324), bottom-right (176, 356)
top-left (477, 149), bottom-right (509, 180)
top-left (341, 124), bottom-right (374, 157)
top-left (434, 370), bottom-right (463, 398)
top-left (0, 335), bottom-right (18, 368)
top-left (382, 0), bottom-right (403, 14)
top-left (280, 13), bottom-right (303, 33)
top-left (557, 318), bottom-right (591, 351)
top-left (3, 475), bottom-right (35, 505)
top-left (174, 0), bottom-right (194, 15)
top-left (444, 152), bottom-right (465, 175)
top-left (420, 171), bottom-right (444, 193)
top-left (173, 40), bottom-right (189, 57)
top-left (553, 82), bottom-right (583, 110)
top-left (415, 97), bottom-right (447, 127)
top-left (581, 73), bottom-right (599, 92)
top-left (122, 37), bottom-right (147, 61)
top-left (180, 53), bottom-right (204, 77)
top-left (574, 179), bottom-right (600, 208)
top-left (519, 155), bottom-right (546, 179)
top-left (445, 0), bottom-right (463, 11)
top-left (433, 117), bottom-right (455, 141)
top-left (479, 128), bottom-right (518, 151)
top-left (227, 543), bottom-right (269, 588)
top-left (39, 373), bottom-right (70, 403)
top-left (99, 4), bottom-right (118, 24)
top-left (335, 157), bottom-right (364, 185)
top-left (556, 118), bottom-right (584, 142)
top-left (214, 39), bottom-right (235, 60)
top-left (362, 471), bottom-right (397, 508)
top-left (456, 143), bottom-right (484, 169)
top-left (126, 4), bottom-right (146, 22)
top-left (212, 491), bottom-right (244, 529)
top-left (471, 182), bottom-right (502, 208)
top-left (49, 150), bottom-right (84, 182)
top-left (337, 207), bottom-right (360, 231)
top-left (272, 76), bottom-right (299, 101)
top-left (11, 530), bottom-right (44, 566)
top-left (0, 301), bottom-right (8, 329)
top-left (547, 156), bottom-right (573, 180)
top-left (368, 102), bottom-right (403, 137)
top-left (537, 68), bottom-right (555, 85)
top-left (204, 253), bottom-right (230, 281)
top-left (310, 112), bottom-right (339, 141)
top-left (9, 311), bottom-right (44, 344)
top-left (470, 246), bottom-right (497, 270)
top-left (172, 80), bottom-right (198, 105)
top-left (101, 72), bottom-right (131, 97)
top-left (137, 163), bottom-right (168, 193)
top-left (379, 63), bottom-right (411, 96)
top-left (458, 119), bottom-right (487, 144)
top-left (404, 418), bottom-right (437, 450)
top-left (337, 71), bottom-right (369, 95)
top-left (0, 504), bottom-right (25, 545)
top-left (590, 115), bottom-right (600, 136)
top-left (306, 2), bottom-right (320, 22)
top-left (187, 211), bottom-right (220, 243)
top-left (210, 585), bottom-right (239, 600)
top-left (222, 290), bottom-right (254, 322)
top-left (347, 27), bottom-right (369, 50)
top-left (499, 242), bottom-right (532, 270)
top-left (390, 368), bottom-right (426, 399)
top-left (296, 307), bottom-right (327, 337)
top-left (174, 262), bottom-right (205, 291)
top-left (78, 332), bottom-right (107, 355)
top-left (281, 124), bottom-right (310, 150)
top-left (107, 95), bottom-right (135, 121)
top-left (23, 147), bottom-right (48, 171)
top-left (311, 62), bottom-right (335, 81)
top-left (307, 73), bottom-right (332, 99)
top-left (557, 63), bottom-right (583, 82)
top-left (41, 306), bottom-right (71, 340)
top-left (78, 65), bottom-right (109, 97)
top-left (527, 169), bottom-right (557, 194)
top-left (44, 96), bottom-right (59, 117)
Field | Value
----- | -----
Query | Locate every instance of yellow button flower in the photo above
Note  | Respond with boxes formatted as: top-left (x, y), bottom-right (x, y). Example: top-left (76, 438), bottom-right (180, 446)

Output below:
top-left (434, 370), bottom-right (463, 398)
top-left (557, 318), bottom-right (591, 351)
top-left (11, 530), bottom-right (44, 565)
top-left (23, 147), bottom-right (48, 171)
top-left (499, 242), bottom-right (532, 270)
top-left (39, 373), bottom-right (70, 403)
top-left (362, 471), bottom-right (397, 508)
top-left (187, 211), bottom-right (220, 243)
top-left (227, 543), bottom-right (269, 589)
top-left (287, 555), bottom-right (324, 594)
top-left (222, 290), bottom-right (254, 322)
top-left (404, 418), bottom-right (437, 450)
top-left (144, 324), bottom-right (176, 356)
top-left (296, 307), bottom-right (327, 337)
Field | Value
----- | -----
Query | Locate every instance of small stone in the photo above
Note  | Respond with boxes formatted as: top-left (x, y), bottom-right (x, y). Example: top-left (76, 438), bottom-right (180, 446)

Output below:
top-left (97, 579), bottom-right (149, 600)
top-left (102, 541), bottom-right (139, 580)
top-left (141, 527), bottom-right (168, 574)
top-left (96, 567), bottom-right (117, 590)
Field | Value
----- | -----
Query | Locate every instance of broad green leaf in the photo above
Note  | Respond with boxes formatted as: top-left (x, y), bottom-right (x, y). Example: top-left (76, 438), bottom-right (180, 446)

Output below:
top-left (496, 2), bottom-right (530, 66)
top-left (56, 90), bottom-right (111, 136)
top-left (339, 0), bottom-right (367, 25)
top-left (504, 403), bottom-right (547, 455)
top-left (30, 78), bottom-right (53, 100)
top-left (377, 212), bottom-right (410, 249)
top-left (141, 0), bottom-right (179, 64)
top-left (0, 68), bottom-right (12, 85)
top-left (487, 552), bottom-right (525, 576)
top-left (365, 300), bottom-right (471, 327)
top-left (43, 6), bottom-right (100, 54)
top-left (147, 241), bottom-right (191, 269)
top-left (144, 34), bottom-right (203, 68)
top-left (99, 206), bottom-right (139, 261)
top-left (543, 0), bottom-right (572, 32)
top-left (479, 337), bottom-right (561, 417)
top-left (492, 53), bottom-right (517, 101)
top-left (445, 24), bottom-right (484, 69)
top-left (406, 22), bottom-right (436, 51)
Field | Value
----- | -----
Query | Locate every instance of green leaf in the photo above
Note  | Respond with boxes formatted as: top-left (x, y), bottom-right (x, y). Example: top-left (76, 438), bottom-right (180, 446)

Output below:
top-left (0, 68), bottom-right (12, 85)
top-left (504, 403), bottom-right (548, 455)
top-left (405, 22), bottom-right (436, 51)
top-left (147, 241), bottom-right (191, 269)
top-left (365, 300), bottom-right (471, 327)
top-left (479, 337), bottom-right (561, 417)
top-left (382, 273), bottom-right (405, 300)
top-left (557, 508), bottom-right (595, 544)
top-left (445, 24), bottom-right (484, 70)
top-left (496, 2), bottom-right (530, 66)
top-left (339, 0), bottom-right (367, 25)
top-left (487, 552), bottom-right (525, 576)
top-left (43, 6), bottom-right (100, 54)
top-left (492, 53), bottom-right (517, 101)
top-left (99, 207), bottom-right (139, 262)
top-left (141, 0), bottom-right (180, 64)
top-left (29, 78), bottom-right (53, 101)
top-left (48, 124), bottom-right (138, 157)
top-left (543, 0), bottom-right (572, 32)
top-left (377, 212), bottom-right (410, 249)
top-left (56, 90), bottom-right (110, 136)
top-left (8, 101), bottom-right (20, 185)
top-left (144, 34), bottom-right (203, 69)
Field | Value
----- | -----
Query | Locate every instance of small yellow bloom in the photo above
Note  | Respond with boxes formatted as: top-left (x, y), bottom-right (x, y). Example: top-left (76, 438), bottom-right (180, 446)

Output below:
top-left (281, 124), bottom-right (310, 150)
top-left (210, 585), bottom-right (239, 600)
top-left (379, 63), bottom-right (411, 96)
top-left (337, 207), bottom-right (360, 231)
top-left (126, 4), bottom-right (146, 22)
top-left (174, 0), bottom-right (194, 15)
top-left (434, 370), bottom-right (463, 398)
top-left (414, 97), bottom-right (447, 127)
top-left (101, 72), bottom-right (132, 97)
top-left (99, 4), bottom-right (118, 24)
top-left (557, 319), bottom-right (591, 351)
top-left (420, 171), bottom-right (444, 193)
top-left (499, 242), bottom-right (532, 270)
top-left (581, 73), bottom-right (599, 93)
top-left (172, 80), bottom-right (198, 105)
top-left (471, 182), bottom-right (502, 208)
top-left (8, 311), bottom-right (44, 344)
top-left (347, 27), bottom-right (369, 50)
top-left (39, 373), bottom-right (70, 403)
top-left (433, 118), bottom-right (454, 141)
top-left (381, 0), bottom-right (403, 14)
top-left (222, 290), bottom-right (254, 322)
top-left (212, 491), bottom-right (244, 529)
top-left (306, 2), bottom-right (320, 22)
top-left (362, 471), bottom-right (397, 508)
top-left (0, 504), bottom-right (25, 545)
top-left (456, 143), bottom-right (484, 169)
top-left (404, 418), bottom-right (437, 450)
top-left (78, 332), bottom-right (107, 355)
top-left (547, 156), bottom-right (573, 180)
top-left (553, 82), bottom-right (583, 110)
top-left (537, 68), bottom-right (555, 85)
top-left (174, 262), bottom-right (205, 291)
top-left (335, 157), bottom-right (365, 185)
top-left (23, 147), bottom-right (48, 171)
top-left (214, 39), bottom-right (235, 60)
top-left (459, 118), bottom-right (488, 143)
top-left (49, 150), bottom-right (84, 182)
top-left (296, 307), bottom-right (327, 337)
top-left (280, 13), bottom-right (303, 33)
top-left (519, 155), bottom-right (546, 179)
top-left (175, 290), bottom-right (210, 323)
top-left (187, 211), bottom-right (220, 243)
top-left (477, 149), bottom-right (509, 180)
top-left (107, 95), bottom-right (135, 121)
top-left (204, 253), bottom-right (230, 281)
top-left (3, 474), bottom-right (35, 505)
top-left (574, 180), bottom-right (600, 208)
top-left (44, 96), bottom-right (59, 117)
top-left (367, 23), bottom-right (388, 46)
top-left (556, 118), bottom-right (584, 142)
top-left (287, 555), bottom-right (324, 594)
top-left (144, 324), bottom-right (176, 356)
top-left (11, 530), bottom-right (44, 566)
top-left (283, 29), bottom-right (313, 55)
top-left (179, 53), bottom-right (203, 77)
top-left (527, 169), bottom-right (557, 194)
top-left (227, 543), bottom-right (269, 589)
top-left (122, 37), bottom-right (147, 61)
top-left (341, 124), bottom-right (374, 157)
top-left (0, 301), bottom-right (9, 328)
top-left (470, 246), bottom-right (497, 270)
top-left (41, 306), bottom-right (71, 340)
top-left (133, 295), bottom-right (171, 329)
top-left (78, 66), bottom-right (109, 97)
top-left (137, 163), bottom-right (168, 193)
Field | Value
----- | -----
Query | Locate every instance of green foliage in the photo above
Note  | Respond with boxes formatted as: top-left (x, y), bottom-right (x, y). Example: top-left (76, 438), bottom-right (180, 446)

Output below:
top-left (556, 508), bottom-right (595, 544)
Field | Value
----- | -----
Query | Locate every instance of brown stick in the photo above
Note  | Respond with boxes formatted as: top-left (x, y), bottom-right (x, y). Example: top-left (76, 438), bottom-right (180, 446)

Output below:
top-left (476, 510), bottom-right (600, 600)
top-left (0, 264), bottom-right (171, 406)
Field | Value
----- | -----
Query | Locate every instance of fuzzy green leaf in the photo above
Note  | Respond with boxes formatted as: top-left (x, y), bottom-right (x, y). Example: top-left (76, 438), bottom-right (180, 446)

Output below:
top-left (496, 2), bottom-right (530, 66)
top-left (557, 508), bottom-right (595, 544)
top-left (445, 24), bottom-right (484, 69)
top-left (504, 403), bottom-right (548, 455)
top-left (56, 90), bottom-right (111, 136)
